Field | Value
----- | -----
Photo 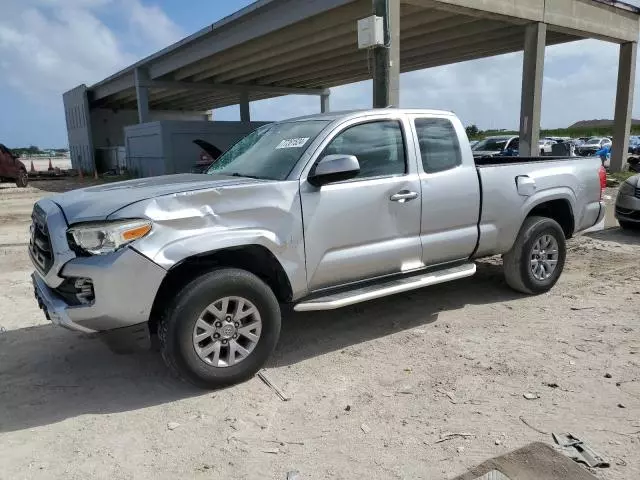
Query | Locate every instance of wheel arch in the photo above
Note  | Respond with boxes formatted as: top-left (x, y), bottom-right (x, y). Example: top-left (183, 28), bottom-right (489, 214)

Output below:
top-left (525, 197), bottom-right (575, 239)
top-left (148, 244), bottom-right (293, 336)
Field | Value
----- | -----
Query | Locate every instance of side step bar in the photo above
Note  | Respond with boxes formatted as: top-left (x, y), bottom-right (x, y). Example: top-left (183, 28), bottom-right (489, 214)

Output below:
top-left (294, 262), bottom-right (476, 312)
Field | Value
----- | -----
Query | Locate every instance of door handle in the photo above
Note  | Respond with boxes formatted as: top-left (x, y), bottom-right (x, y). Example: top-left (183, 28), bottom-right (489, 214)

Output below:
top-left (390, 190), bottom-right (419, 203)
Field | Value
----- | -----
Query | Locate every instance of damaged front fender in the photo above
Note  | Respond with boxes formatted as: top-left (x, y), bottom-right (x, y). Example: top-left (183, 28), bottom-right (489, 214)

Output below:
top-left (108, 180), bottom-right (308, 299)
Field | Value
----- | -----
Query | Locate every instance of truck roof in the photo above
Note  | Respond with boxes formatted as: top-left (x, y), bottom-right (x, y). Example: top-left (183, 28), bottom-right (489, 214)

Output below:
top-left (284, 108), bottom-right (456, 123)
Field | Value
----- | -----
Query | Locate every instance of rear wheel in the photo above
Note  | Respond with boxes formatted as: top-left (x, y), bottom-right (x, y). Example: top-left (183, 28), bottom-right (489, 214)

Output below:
top-left (15, 170), bottom-right (28, 188)
top-left (159, 268), bottom-right (281, 389)
top-left (503, 216), bottom-right (566, 294)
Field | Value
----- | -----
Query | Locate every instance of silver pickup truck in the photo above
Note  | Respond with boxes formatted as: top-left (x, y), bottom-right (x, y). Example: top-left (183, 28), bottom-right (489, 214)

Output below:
top-left (30, 109), bottom-right (606, 388)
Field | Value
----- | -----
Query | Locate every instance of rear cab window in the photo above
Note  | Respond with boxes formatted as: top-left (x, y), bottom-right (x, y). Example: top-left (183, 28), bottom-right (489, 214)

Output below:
top-left (413, 118), bottom-right (462, 173)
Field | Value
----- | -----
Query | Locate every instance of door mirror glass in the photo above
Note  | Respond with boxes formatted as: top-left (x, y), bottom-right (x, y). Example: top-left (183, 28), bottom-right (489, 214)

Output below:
top-left (308, 154), bottom-right (360, 186)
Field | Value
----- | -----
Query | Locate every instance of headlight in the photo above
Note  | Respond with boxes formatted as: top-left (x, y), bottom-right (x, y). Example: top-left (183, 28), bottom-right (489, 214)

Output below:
top-left (67, 219), bottom-right (152, 255)
top-left (618, 181), bottom-right (635, 196)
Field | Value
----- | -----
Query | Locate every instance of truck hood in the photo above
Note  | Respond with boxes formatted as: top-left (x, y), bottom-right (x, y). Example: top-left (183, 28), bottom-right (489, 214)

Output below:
top-left (50, 174), bottom-right (262, 223)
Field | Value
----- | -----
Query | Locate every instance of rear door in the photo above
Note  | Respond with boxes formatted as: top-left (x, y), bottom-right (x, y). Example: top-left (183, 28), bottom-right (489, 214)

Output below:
top-left (409, 115), bottom-right (480, 266)
top-left (300, 116), bottom-right (422, 290)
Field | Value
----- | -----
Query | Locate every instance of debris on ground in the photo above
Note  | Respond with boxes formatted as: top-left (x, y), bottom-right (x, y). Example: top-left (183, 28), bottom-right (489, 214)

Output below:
top-left (617, 403), bottom-right (626, 409)
top-left (360, 424), bottom-right (371, 434)
top-left (286, 471), bottom-right (301, 480)
top-left (167, 422), bottom-right (180, 431)
top-left (553, 432), bottom-right (610, 468)
top-left (519, 416), bottom-right (549, 435)
top-left (434, 432), bottom-right (475, 443)
top-left (523, 392), bottom-right (540, 400)
top-left (257, 369), bottom-right (291, 401)
top-left (605, 373), bottom-right (612, 379)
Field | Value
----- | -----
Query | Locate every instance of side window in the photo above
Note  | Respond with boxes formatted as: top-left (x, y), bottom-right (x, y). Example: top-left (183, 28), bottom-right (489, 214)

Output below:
top-left (509, 138), bottom-right (519, 151)
top-left (414, 118), bottom-right (462, 173)
top-left (322, 120), bottom-right (406, 179)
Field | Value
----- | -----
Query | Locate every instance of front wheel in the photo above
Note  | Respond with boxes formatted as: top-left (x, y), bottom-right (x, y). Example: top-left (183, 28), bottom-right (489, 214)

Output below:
top-left (503, 216), bottom-right (566, 294)
top-left (159, 268), bottom-right (281, 388)
top-left (15, 170), bottom-right (28, 188)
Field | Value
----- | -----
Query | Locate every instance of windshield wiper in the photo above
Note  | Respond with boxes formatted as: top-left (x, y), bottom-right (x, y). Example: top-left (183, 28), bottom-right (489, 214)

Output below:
top-left (225, 172), bottom-right (269, 180)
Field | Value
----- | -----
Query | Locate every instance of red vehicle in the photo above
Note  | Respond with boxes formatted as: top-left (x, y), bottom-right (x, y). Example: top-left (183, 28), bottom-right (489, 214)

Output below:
top-left (0, 144), bottom-right (28, 187)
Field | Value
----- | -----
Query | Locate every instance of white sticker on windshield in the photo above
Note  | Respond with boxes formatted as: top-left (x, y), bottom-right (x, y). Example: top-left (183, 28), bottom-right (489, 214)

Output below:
top-left (276, 137), bottom-right (310, 149)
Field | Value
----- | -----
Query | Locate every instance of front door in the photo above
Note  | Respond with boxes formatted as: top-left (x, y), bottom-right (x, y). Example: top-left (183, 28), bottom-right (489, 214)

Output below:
top-left (300, 118), bottom-right (422, 291)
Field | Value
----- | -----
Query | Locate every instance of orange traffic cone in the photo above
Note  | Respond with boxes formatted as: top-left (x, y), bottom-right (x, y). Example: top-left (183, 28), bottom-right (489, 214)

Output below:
top-left (30, 160), bottom-right (36, 173)
top-left (48, 158), bottom-right (53, 171)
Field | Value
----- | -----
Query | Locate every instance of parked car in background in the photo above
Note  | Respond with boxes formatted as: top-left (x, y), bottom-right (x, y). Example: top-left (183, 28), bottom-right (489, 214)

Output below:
top-left (539, 139), bottom-right (556, 155)
top-left (29, 109), bottom-right (606, 388)
top-left (0, 144), bottom-right (28, 187)
top-left (472, 135), bottom-right (519, 158)
top-left (628, 136), bottom-right (640, 155)
top-left (615, 174), bottom-right (640, 229)
top-left (469, 140), bottom-right (479, 149)
top-left (576, 137), bottom-right (612, 156)
top-left (191, 140), bottom-right (223, 173)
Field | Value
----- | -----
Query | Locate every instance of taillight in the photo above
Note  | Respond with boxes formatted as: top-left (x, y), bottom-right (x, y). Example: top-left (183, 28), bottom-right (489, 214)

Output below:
top-left (599, 165), bottom-right (606, 200)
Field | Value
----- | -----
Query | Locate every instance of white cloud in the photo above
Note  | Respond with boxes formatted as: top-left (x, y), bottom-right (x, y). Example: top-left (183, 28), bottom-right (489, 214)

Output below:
top-left (124, 0), bottom-right (183, 54)
top-left (0, 0), bottom-right (182, 99)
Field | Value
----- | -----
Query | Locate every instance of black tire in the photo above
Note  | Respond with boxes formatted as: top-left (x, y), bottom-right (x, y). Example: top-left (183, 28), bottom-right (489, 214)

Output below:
top-left (15, 170), bottom-right (28, 188)
top-left (503, 216), bottom-right (566, 295)
top-left (159, 268), bottom-right (281, 389)
top-left (619, 220), bottom-right (638, 230)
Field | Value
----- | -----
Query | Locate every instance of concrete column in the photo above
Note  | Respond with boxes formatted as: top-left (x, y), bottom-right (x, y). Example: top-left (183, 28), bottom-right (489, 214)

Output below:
top-left (320, 91), bottom-right (331, 113)
top-left (372, 0), bottom-right (400, 108)
top-left (239, 91), bottom-right (250, 122)
top-left (611, 41), bottom-right (637, 173)
top-left (519, 23), bottom-right (546, 157)
top-left (134, 67), bottom-right (150, 124)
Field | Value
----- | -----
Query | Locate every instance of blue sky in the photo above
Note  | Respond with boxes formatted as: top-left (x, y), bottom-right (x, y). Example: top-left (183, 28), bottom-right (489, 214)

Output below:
top-left (1, 0), bottom-right (640, 148)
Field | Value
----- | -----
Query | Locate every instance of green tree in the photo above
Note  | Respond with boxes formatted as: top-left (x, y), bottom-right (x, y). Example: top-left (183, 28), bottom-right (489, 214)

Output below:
top-left (465, 125), bottom-right (480, 139)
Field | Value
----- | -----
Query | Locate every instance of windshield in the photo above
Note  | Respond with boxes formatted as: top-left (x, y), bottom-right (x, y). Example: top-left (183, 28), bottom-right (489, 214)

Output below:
top-left (472, 138), bottom-right (509, 151)
top-left (207, 120), bottom-right (330, 180)
top-left (586, 138), bottom-right (602, 145)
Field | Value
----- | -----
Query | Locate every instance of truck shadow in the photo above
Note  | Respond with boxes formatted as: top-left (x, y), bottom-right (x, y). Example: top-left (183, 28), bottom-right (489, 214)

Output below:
top-left (0, 261), bottom-right (522, 433)
top-left (271, 260), bottom-right (520, 367)
top-left (583, 226), bottom-right (640, 246)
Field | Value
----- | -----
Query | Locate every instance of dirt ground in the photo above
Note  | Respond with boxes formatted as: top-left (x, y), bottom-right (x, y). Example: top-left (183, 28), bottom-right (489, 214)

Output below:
top-left (0, 180), bottom-right (638, 480)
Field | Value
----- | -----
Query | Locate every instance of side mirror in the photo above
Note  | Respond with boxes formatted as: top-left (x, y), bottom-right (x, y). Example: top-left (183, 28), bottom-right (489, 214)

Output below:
top-left (308, 154), bottom-right (360, 187)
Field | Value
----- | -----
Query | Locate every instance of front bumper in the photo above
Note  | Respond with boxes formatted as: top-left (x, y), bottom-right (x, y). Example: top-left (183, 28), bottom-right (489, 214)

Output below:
top-left (32, 247), bottom-right (167, 332)
top-left (615, 192), bottom-right (640, 223)
top-left (33, 272), bottom-right (96, 334)
top-left (29, 200), bottom-right (167, 332)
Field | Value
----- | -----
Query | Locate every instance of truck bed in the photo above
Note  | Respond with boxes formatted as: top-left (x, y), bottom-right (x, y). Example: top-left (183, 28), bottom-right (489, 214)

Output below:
top-left (474, 155), bottom-right (576, 166)
top-left (472, 155), bottom-right (603, 258)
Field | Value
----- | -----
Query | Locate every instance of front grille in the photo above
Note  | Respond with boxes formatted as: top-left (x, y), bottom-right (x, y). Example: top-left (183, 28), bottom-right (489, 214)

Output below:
top-left (30, 205), bottom-right (53, 274)
top-left (635, 187), bottom-right (640, 199)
